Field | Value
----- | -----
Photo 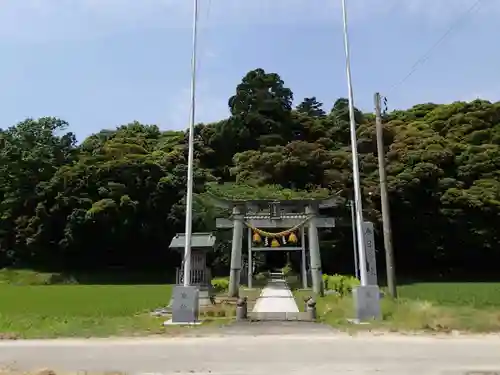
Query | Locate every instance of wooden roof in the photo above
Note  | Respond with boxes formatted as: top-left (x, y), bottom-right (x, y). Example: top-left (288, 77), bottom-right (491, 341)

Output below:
top-left (169, 232), bottom-right (216, 249)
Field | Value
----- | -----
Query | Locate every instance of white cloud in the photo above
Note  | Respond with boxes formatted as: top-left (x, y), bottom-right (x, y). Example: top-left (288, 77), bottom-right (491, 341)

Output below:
top-left (0, 0), bottom-right (496, 42)
top-left (459, 89), bottom-right (500, 103)
top-left (167, 80), bottom-right (230, 130)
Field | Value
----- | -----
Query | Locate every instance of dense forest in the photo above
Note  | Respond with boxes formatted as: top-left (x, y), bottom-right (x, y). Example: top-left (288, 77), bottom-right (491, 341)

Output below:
top-left (1, 68), bottom-right (499, 282)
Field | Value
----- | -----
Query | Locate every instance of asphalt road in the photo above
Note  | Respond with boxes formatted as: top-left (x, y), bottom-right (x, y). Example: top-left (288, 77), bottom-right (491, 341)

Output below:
top-left (1, 332), bottom-right (500, 375)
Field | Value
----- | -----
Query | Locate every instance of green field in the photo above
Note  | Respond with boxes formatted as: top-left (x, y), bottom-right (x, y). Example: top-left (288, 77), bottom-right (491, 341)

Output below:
top-left (3, 271), bottom-right (500, 338)
top-left (0, 284), bottom-right (173, 338)
top-left (294, 282), bottom-right (500, 333)
top-left (397, 283), bottom-right (500, 308)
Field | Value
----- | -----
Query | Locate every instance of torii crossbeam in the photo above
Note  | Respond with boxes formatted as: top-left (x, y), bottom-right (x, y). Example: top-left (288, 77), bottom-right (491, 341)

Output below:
top-left (212, 196), bottom-right (339, 296)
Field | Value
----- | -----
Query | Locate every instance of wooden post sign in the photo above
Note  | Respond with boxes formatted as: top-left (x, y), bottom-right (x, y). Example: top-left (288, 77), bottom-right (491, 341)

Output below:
top-left (269, 202), bottom-right (280, 219)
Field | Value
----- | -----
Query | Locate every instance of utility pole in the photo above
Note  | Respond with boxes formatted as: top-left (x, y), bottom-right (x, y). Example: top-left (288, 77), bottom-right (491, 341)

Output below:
top-left (374, 92), bottom-right (397, 298)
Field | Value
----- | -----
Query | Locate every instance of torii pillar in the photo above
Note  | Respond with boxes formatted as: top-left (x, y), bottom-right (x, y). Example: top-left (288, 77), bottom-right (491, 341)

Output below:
top-left (228, 205), bottom-right (244, 297)
top-left (306, 204), bottom-right (324, 296)
top-left (213, 196), bottom-right (338, 298)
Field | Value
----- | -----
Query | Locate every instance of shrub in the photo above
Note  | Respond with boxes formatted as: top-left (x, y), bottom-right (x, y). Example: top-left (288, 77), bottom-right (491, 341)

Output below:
top-left (255, 272), bottom-right (268, 282)
top-left (0, 269), bottom-right (73, 285)
top-left (211, 277), bottom-right (229, 293)
top-left (323, 274), bottom-right (360, 297)
top-left (282, 263), bottom-right (292, 277)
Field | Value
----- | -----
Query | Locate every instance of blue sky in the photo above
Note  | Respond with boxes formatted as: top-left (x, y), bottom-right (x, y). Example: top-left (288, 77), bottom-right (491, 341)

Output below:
top-left (0, 0), bottom-right (497, 140)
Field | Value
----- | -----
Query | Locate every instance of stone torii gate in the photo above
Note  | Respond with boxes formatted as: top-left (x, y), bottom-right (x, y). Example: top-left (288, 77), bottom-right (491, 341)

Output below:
top-left (213, 197), bottom-right (338, 296)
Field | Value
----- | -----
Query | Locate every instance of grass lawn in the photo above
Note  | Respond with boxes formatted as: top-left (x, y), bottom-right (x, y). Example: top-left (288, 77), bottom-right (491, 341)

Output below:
top-left (397, 282), bottom-right (500, 308)
top-left (295, 282), bottom-right (500, 333)
top-left (0, 284), bottom-right (174, 338)
top-left (0, 269), bottom-right (257, 339)
top-left (0, 283), bottom-right (237, 339)
top-left (5, 267), bottom-right (500, 337)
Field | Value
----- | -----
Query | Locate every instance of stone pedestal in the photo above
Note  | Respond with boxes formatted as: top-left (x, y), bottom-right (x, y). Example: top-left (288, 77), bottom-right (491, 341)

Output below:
top-left (352, 285), bottom-right (381, 321)
top-left (198, 285), bottom-right (214, 307)
top-left (171, 285), bottom-right (199, 324)
top-left (167, 284), bottom-right (214, 309)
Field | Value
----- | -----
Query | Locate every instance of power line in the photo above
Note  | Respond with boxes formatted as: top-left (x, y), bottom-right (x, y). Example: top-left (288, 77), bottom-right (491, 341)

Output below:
top-left (387, 0), bottom-right (483, 94)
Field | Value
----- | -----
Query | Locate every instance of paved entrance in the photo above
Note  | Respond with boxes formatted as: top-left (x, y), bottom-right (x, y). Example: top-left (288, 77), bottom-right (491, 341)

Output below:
top-left (249, 275), bottom-right (309, 321)
top-left (252, 279), bottom-right (299, 313)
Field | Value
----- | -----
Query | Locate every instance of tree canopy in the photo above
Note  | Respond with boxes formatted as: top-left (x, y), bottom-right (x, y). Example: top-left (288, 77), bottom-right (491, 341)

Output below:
top-left (1, 68), bottom-right (499, 280)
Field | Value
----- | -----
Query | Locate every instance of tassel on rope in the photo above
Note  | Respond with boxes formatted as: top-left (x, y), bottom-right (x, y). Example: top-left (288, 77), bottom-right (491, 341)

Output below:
top-left (264, 237), bottom-right (269, 246)
top-left (282, 236), bottom-right (287, 245)
top-left (252, 231), bottom-right (262, 243)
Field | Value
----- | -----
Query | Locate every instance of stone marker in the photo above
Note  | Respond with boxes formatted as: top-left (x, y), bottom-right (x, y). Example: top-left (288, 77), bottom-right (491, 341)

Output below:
top-left (353, 285), bottom-right (381, 321)
top-left (171, 285), bottom-right (199, 324)
top-left (362, 221), bottom-right (378, 286)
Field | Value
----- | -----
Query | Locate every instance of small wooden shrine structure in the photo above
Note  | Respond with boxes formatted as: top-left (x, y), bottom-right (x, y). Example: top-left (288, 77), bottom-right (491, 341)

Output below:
top-left (170, 232), bottom-right (215, 307)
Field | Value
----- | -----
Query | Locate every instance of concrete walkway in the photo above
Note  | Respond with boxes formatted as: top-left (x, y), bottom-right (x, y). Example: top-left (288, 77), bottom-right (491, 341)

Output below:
top-left (252, 278), bottom-right (299, 313)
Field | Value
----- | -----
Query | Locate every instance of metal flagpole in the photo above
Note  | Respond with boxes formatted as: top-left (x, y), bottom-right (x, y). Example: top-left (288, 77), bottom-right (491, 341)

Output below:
top-left (341, 0), bottom-right (368, 286)
top-left (182, 0), bottom-right (199, 287)
top-left (350, 200), bottom-right (360, 279)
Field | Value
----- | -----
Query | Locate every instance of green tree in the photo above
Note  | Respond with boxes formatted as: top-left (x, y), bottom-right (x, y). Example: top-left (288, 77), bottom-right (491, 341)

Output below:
top-left (1, 68), bottom-right (500, 282)
top-left (0, 118), bottom-right (76, 267)
top-left (296, 97), bottom-right (326, 118)
top-left (227, 68), bottom-right (295, 148)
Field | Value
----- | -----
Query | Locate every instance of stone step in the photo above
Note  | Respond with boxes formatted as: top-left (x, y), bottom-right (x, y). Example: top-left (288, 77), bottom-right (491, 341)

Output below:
top-left (248, 311), bottom-right (313, 321)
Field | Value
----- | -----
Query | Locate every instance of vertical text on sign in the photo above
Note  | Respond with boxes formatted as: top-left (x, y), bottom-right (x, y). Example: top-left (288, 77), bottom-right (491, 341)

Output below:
top-left (362, 221), bottom-right (378, 286)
